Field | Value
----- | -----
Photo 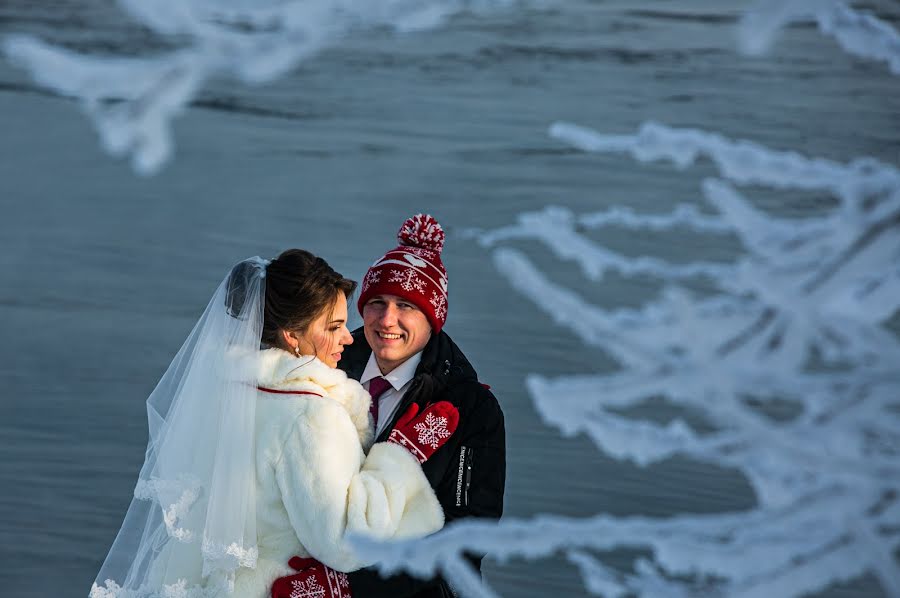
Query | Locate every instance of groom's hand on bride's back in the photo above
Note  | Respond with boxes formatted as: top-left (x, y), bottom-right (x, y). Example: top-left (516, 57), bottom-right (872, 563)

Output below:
top-left (387, 401), bottom-right (460, 464)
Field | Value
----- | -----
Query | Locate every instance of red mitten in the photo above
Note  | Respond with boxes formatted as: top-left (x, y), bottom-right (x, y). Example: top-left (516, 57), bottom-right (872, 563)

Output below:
top-left (271, 556), bottom-right (352, 598)
top-left (388, 401), bottom-right (460, 463)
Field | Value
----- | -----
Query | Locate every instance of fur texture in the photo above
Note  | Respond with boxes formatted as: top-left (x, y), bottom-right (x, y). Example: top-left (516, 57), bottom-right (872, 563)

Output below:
top-left (231, 350), bottom-right (443, 598)
top-left (255, 348), bottom-right (375, 451)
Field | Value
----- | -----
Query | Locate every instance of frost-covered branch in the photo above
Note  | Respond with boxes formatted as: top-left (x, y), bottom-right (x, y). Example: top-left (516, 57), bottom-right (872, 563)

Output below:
top-left (549, 120), bottom-right (900, 200)
top-left (2, 0), bottom-right (521, 174)
top-left (477, 207), bottom-right (736, 284)
top-left (738, 0), bottom-right (900, 75)
top-left (547, 122), bottom-right (900, 335)
top-left (353, 486), bottom-right (892, 598)
top-left (365, 120), bottom-right (900, 596)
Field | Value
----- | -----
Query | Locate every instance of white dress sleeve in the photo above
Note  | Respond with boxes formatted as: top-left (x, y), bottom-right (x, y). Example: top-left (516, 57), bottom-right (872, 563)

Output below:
top-left (273, 399), bottom-right (443, 572)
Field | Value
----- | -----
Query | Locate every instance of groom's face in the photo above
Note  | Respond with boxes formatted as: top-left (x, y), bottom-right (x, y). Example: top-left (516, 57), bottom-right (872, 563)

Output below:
top-left (362, 294), bottom-right (432, 375)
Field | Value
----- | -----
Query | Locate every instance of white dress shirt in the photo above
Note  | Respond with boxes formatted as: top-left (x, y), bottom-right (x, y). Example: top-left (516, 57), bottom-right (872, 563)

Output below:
top-left (361, 351), bottom-right (424, 438)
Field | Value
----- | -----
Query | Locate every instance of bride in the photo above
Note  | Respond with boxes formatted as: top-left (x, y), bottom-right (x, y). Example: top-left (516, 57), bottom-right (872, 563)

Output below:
top-left (90, 250), bottom-right (457, 598)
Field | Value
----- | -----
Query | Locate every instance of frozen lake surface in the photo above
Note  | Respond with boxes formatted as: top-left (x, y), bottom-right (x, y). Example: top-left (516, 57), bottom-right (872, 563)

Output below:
top-left (0, 1), bottom-right (897, 596)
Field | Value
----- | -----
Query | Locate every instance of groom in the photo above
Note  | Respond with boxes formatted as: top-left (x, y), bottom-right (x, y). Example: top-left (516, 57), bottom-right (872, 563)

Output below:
top-left (339, 214), bottom-right (506, 598)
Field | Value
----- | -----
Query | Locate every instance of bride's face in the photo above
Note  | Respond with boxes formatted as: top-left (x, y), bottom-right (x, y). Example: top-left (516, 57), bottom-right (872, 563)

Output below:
top-left (295, 292), bottom-right (353, 368)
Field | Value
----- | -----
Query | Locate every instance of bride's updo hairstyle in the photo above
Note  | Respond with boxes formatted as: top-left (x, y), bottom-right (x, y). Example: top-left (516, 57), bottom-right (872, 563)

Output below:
top-left (261, 249), bottom-right (357, 351)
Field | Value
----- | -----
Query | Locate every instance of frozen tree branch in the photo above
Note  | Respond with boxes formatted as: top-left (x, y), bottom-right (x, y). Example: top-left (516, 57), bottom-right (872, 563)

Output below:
top-left (738, 0), bottom-right (900, 75)
top-left (548, 120), bottom-right (900, 199)
top-left (360, 120), bottom-right (900, 595)
top-left (478, 206), bottom-right (736, 283)
top-left (9, 0), bottom-right (895, 595)
top-left (353, 485), bottom-right (891, 598)
top-left (2, 0), bottom-right (521, 174)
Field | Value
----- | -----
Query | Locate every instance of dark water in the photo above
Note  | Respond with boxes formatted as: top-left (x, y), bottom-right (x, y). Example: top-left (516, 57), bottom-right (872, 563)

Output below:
top-left (1, 1), bottom-right (897, 596)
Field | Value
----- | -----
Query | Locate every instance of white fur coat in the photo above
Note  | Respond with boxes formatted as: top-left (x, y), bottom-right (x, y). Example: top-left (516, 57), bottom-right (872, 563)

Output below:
top-left (231, 349), bottom-right (444, 597)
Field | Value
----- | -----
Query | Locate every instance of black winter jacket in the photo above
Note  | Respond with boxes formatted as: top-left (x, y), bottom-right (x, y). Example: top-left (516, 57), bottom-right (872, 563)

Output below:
top-left (339, 328), bottom-right (506, 598)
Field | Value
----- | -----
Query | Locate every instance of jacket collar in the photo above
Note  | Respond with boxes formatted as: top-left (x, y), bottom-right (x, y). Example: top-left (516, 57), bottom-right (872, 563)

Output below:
top-left (340, 328), bottom-right (479, 388)
top-left (360, 350), bottom-right (423, 392)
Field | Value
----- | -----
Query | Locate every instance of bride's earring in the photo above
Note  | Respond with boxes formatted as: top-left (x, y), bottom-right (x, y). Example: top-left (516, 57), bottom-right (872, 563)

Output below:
top-left (294, 345), bottom-right (301, 356)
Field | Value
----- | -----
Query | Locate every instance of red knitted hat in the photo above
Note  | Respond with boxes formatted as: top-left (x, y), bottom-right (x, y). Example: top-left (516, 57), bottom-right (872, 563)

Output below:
top-left (358, 214), bottom-right (448, 333)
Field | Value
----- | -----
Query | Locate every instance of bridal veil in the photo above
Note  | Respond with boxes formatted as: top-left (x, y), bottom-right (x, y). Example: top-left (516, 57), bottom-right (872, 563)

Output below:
top-left (91, 257), bottom-right (268, 597)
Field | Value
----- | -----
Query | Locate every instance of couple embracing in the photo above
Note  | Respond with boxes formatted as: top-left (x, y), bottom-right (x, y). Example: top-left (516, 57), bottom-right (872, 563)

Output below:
top-left (90, 214), bottom-right (506, 598)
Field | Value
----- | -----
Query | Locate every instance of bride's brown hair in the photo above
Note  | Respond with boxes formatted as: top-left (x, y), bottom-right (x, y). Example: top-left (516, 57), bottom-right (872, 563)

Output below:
top-left (261, 249), bottom-right (357, 351)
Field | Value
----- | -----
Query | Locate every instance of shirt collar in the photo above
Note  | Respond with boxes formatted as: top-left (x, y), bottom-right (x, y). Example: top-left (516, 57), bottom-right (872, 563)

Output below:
top-left (360, 350), bottom-right (423, 391)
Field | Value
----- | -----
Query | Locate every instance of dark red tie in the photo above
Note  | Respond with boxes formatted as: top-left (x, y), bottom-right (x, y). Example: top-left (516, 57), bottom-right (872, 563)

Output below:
top-left (368, 376), bottom-right (392, 429)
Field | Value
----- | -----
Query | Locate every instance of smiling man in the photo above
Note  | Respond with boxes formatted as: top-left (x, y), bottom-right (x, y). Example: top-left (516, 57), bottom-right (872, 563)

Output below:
top-left (338, 214), bottom-right (506, 598)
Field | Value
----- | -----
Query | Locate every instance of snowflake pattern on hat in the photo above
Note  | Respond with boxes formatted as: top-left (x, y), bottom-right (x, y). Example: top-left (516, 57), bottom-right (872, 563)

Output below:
top-left (359, 213), bottom-right (449, 332)
top-left (430, 291), bottom-right (447, 321)
top-left (363, 269), bottom-right (381, 292)
top-left (389, 269), bottom-right (426, 294)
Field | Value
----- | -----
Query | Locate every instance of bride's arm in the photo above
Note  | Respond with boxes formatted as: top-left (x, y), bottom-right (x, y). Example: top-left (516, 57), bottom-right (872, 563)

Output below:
top-left (273, 399), bottom-right (443, 572)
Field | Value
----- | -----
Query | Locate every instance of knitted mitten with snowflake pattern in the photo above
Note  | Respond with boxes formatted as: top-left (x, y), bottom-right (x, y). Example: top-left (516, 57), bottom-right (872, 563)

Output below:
top-left (388, 401), bottom-right (459, 463)
top-left (271, 556), bottom-right (352, 598)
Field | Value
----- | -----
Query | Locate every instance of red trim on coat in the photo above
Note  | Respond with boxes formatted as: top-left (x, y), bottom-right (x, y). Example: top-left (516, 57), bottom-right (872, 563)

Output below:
top-left (257, 386), bottom-right (324, 397)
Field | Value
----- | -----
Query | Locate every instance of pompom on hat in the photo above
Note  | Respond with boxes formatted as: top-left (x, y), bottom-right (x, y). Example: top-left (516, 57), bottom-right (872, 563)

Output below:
top-left (358, 214), bottom-right (449, 333)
